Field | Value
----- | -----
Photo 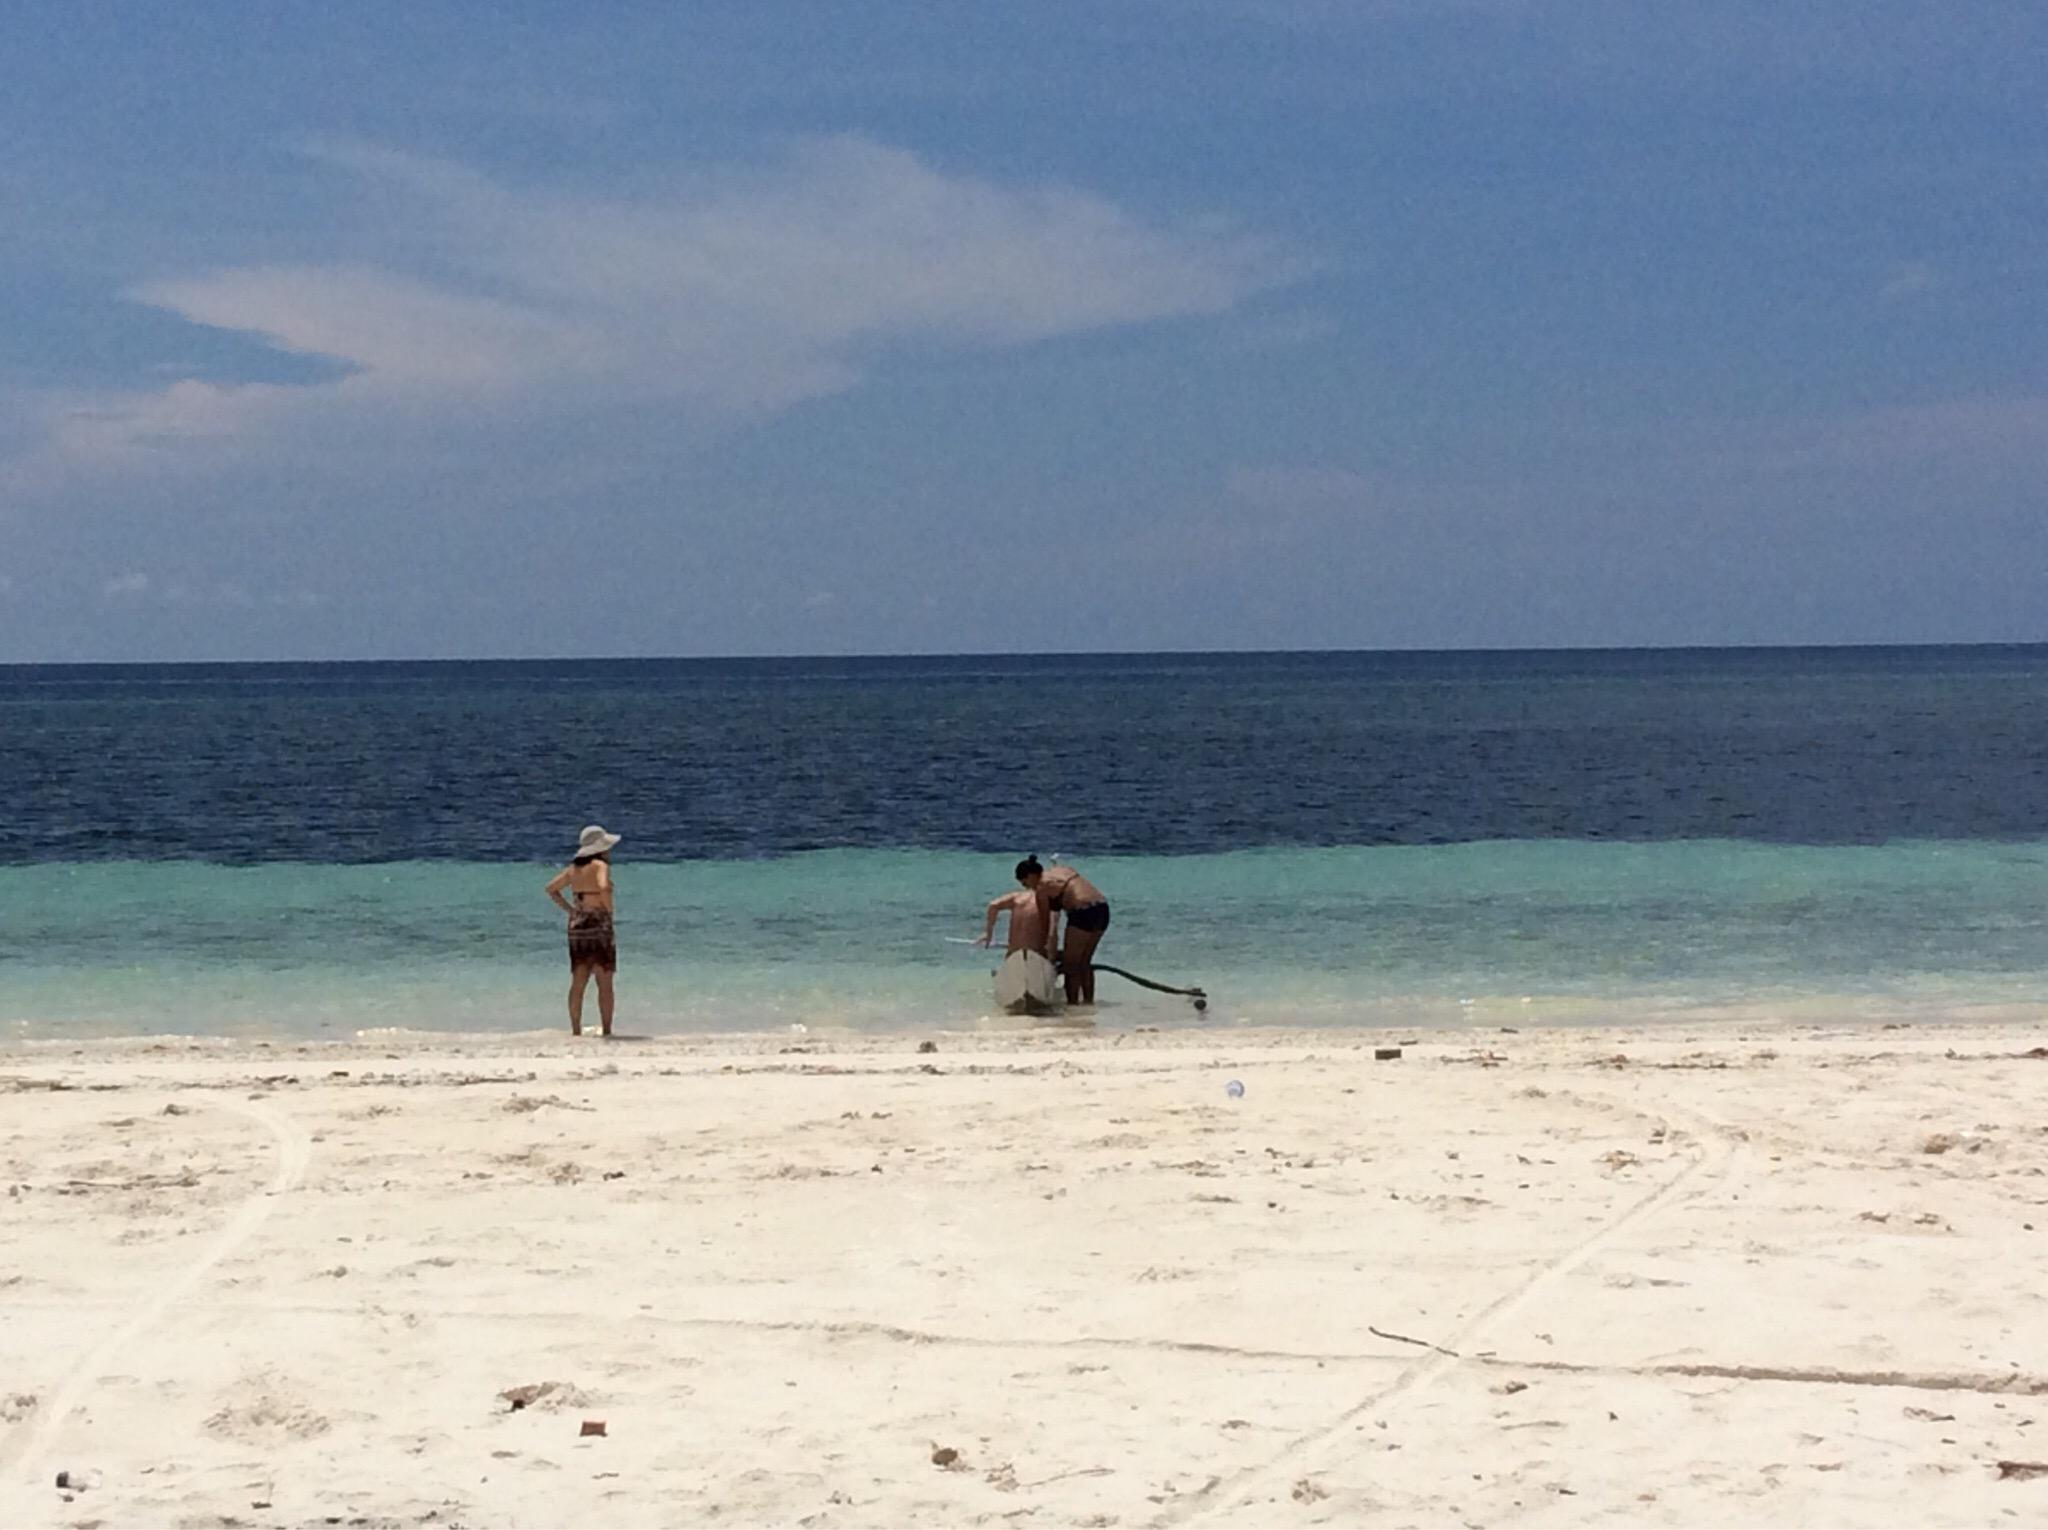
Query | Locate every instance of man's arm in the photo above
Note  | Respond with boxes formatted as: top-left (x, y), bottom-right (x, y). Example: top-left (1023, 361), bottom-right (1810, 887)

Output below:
top-left (978, 894), bottom-right (1011, 947)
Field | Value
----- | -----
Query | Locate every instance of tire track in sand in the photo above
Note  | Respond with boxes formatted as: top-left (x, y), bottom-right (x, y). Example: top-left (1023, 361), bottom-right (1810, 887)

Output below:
top-left (0, 1092), bottom-right (311, 1496)
top-left (1169, 1091), bottom-right (1750, 1526)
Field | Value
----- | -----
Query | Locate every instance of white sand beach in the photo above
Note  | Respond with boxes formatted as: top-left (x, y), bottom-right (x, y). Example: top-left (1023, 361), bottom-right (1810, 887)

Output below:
top-left (2, 1020), bottom-right (2045, 1528)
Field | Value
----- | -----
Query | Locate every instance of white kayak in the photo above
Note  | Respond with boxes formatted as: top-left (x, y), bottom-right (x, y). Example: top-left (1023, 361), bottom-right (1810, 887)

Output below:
top-left (994, 949), bottom-right (1063, 1015)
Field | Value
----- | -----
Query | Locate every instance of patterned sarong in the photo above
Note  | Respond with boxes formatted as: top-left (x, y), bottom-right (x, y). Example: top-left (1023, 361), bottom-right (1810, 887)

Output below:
top-left (567, 907), bottom-right (617, 972)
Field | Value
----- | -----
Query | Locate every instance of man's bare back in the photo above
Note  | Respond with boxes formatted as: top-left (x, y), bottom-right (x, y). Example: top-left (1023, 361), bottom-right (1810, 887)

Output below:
top-left (983, 888), bottom-right (1052, 954)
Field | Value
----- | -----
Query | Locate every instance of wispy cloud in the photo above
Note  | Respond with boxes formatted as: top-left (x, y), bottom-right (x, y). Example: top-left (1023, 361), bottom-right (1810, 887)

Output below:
top-left (1760, 396), bottom-right (2048, 470)
top-left (92, 569), bottom-right (323, 608)
top-left (15, 137), bottom-right (1295, 494)
top-left (1877, 261), bottom-right (1942, 304)
top-left (1221, 309), bottom-right (1342, 352)
top-left (1115, 463), bottom-right (1394, 579)
top-left (1225, 464), bottom-right (1379, 517)
top-left (132, 266), bottom-right (590, 391)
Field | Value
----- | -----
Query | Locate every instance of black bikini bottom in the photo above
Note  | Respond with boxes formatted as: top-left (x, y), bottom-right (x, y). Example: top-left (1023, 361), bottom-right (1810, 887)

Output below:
top-left (1064, 901), bottom-right (1110, 934)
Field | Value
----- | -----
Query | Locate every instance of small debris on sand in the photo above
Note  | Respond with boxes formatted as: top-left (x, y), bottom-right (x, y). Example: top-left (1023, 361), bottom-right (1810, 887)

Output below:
top-left (580, 1419), bottom-right (607, 1437)
top-left (917, 1041), bottom-right (938, 1054)
top-left (504, 1094), bottom-right (593, 1115)
top-left (500, 1382), bottom-right (592, 1413)
top-left (1996, 1461), bottom-right (2048, 1480)
top-left (930, 1445), bottom-right (960, 1468)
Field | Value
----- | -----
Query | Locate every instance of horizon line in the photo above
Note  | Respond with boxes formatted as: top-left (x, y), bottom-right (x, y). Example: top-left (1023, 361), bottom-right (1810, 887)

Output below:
top-left (4, 638), bottom-right (2048, 670)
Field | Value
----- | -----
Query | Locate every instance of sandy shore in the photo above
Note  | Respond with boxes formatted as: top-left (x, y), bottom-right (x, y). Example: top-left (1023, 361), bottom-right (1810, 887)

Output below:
top-left (2, 1019), bottom-right (2045, 1528)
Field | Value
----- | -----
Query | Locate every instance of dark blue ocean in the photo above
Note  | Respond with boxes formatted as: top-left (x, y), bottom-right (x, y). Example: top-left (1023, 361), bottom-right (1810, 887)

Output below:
top-left (5, 647), bottom-right (2047, 1036)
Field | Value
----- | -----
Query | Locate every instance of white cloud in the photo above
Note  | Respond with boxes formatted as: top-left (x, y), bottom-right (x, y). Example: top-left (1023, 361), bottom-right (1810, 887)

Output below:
top-left (132, 266), bottom-right (593, 391)
top-left (18, 138), bottom-right (1295, 492)
top-left (101, 572), bottom-right (151, 597)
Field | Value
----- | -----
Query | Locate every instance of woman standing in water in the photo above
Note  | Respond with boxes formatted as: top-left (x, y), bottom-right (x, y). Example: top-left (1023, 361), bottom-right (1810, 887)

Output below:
top-left (1017, 855), bottom-right (1112, 1006)
top-left (545, 825), bottom-right (620, 1037)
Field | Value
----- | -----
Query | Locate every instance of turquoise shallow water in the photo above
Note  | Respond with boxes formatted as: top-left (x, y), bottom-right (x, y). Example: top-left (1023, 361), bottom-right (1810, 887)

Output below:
top-left (6, 841), bottom-right (2046, 1039)
top-left (9, 650), bottom-right (2048, 1038)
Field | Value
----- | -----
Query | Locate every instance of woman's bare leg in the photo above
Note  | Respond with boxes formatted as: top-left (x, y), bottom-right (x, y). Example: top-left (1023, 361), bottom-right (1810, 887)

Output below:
top-left (1063, 927), bottom-right (1105, 1005)
top-left (568, 966), bottom-right (592, 1035)
top-left (595, 969), bottom-right (616, 1037)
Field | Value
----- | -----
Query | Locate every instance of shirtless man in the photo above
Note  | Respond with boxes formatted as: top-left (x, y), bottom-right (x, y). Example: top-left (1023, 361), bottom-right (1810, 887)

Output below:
top-left (977, 858), bottom-right (1055, 956)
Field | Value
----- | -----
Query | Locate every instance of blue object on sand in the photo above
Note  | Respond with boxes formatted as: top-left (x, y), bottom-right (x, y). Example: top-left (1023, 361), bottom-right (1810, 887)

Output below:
top-left (1225, 1079), bottom-right (1245, 1098)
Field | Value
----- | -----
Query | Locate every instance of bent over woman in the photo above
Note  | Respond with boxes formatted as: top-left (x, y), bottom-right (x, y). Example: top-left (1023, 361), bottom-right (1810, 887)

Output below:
top-left (1016, 855), bottom-right (1111, 1006)
top-left (545, 824), bottom-right (620, 1037)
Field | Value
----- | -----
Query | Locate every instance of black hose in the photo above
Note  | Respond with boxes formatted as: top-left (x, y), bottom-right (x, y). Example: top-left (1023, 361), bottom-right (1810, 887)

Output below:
top-left (1085, 962), bottom-right (1207, 1000)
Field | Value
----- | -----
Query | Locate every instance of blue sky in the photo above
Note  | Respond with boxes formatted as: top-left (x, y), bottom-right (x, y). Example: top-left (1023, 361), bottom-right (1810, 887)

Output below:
top-left (3, 2), bottom-right (2044, 659)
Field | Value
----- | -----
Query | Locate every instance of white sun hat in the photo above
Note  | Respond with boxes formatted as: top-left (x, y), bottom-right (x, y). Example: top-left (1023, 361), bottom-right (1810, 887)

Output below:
top-left (575, 825), bottom-right (622, 859)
